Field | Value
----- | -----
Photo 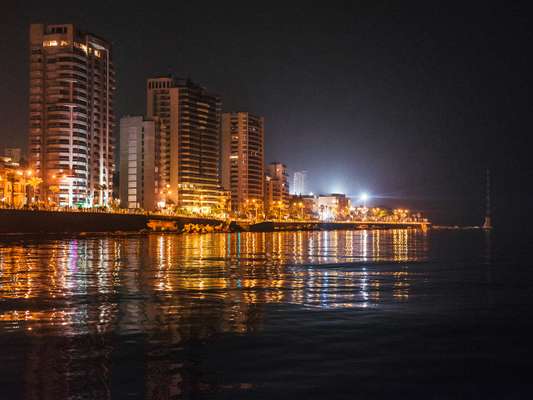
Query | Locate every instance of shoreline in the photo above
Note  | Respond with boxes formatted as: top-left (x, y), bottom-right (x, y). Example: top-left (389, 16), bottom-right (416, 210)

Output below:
top-left (0, 208), bottom-right (430, 235)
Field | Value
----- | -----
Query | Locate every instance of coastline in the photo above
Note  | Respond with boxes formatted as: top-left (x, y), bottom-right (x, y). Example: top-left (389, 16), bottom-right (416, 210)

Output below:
top-left (0, 208), bottom-right (429, 236)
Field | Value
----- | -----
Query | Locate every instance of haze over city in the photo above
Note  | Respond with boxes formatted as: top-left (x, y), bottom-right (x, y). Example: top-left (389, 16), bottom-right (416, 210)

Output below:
top-left (1, 1), bottom-right (531, 226)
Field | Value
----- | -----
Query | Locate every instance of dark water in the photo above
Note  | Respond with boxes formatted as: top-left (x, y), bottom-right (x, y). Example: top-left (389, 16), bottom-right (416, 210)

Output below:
top-left (0, 229), bottom-right (532, 399)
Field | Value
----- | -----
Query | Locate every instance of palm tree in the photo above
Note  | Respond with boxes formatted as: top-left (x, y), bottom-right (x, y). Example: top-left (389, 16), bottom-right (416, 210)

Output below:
top-left (26, 176), bottom-right (43, 205)
top-left (6, 172), bottom-right (17, 206)
top-left (48, 185), bottom-right (60, 206)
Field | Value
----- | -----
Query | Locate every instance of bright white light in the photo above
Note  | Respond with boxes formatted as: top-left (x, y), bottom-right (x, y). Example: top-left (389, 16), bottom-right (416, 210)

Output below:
top-left (360, 192), bottom-right (369, 202)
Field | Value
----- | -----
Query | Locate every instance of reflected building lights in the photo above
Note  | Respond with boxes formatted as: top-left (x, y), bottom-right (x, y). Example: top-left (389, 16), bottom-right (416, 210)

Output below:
top-left (0, 229), bottom-right (430, 395)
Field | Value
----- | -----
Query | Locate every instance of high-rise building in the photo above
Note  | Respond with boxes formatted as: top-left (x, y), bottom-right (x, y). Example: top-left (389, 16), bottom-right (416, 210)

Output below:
top-left (119, 116), bottom-right (157, 210)
top-left (29, 24), bottom-right (115, 206)
top-left (292, 170), bottom-right (307, 195)
top-left (221, 112), bottom-right (264, 213)
top-left (146, 76), bottom-right (173, 196)
top-left (264, 162), bottom-right (289, 217)
top-left (147, 77), bottom-right (223, 212)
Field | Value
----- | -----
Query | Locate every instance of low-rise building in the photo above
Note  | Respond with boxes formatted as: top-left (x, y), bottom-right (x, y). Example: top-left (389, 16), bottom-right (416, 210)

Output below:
top-left (289, 194), bottom-right (316, 220)
top-left (264, 162), bottom-right (289, 219)
top-left (0, 157), bottom-right (31, 207)
top-left (315, 193), bottom-right (350, 221)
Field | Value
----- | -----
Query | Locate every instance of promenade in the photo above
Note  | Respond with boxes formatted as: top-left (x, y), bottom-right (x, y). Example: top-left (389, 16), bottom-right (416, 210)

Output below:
top-left (0, 207), bottom-right (429, 235)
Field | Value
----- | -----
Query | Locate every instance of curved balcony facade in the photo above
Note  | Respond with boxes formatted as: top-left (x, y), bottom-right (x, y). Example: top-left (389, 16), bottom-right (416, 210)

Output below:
top-left (29, 23), bottom-right (115, 206)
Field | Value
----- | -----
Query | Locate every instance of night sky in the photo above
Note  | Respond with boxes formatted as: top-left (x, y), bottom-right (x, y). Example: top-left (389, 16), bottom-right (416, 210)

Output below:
top-left (1, 1), bottom-right (532, 226)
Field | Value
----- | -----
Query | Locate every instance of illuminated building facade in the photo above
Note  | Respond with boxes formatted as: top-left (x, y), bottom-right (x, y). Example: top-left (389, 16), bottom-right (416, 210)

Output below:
top-left (315, 193), bottom-right (350, 221)
top-left (221, 112), bottom-right (264, 213)
top-left (289, 194), bottom-right (316, 219)
top-left (264, 162), bottom-right (289, 217)
top-left (29, 24), bottom-right (115, 206)
top-left (0, 156), bottom-right (26, 207)
top-left (4, 148), bottom-right (22, 164)
top-left (119, 116), bottom-right (157, 210)
top-left (147, 77), bottom-right (223, 213)
top-left (292, 170), bottom-right (307, 195)
top-left (146, 77), bottom-right (173, 197)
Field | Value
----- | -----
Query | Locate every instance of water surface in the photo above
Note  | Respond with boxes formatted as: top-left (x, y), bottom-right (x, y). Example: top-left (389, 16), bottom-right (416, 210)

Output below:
top-left (0, 230), bottom-right (531, 399)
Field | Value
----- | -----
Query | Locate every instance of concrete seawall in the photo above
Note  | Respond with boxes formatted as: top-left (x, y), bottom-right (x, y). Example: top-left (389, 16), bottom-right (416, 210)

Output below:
top-left (0, 209), bottom-right (224, 234)
top-left (0, 209), bottom-right (429, 235)
top-left (248, 220), bottom-right (430, 232)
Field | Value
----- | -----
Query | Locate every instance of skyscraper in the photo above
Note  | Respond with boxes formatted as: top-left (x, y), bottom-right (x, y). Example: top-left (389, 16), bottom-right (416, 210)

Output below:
top-left (221, 112), bottom-right (264, 213)
top-left (119, 116), bottom-right (157, 210)
top-left (292, 170), bottom-right (307, 195)
top-left (147, 77), bottom-right (223, 212)
top-left (146, 76), bottom-right (173, 197)
top-left (29, 24), bottom-right (115, 206)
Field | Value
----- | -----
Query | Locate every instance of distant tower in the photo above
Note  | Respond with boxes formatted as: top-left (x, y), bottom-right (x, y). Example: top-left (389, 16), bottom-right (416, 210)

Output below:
top-left (292, 170), bottom-right (307, 195)
top-left (482, 168), bottom-right (492, 229)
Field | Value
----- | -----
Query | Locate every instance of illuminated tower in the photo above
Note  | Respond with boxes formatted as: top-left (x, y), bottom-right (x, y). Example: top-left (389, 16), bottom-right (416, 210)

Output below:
top-left (146, 76), bottom-right (174, 197)
top-left (482, 168), bottom-right (492, 229)
top-left (29, 24), bottom-right (115, 206)
top-left (292, 170), bottom-right (307, 195)
top-left (119, 116), bottom-right (157, 210)
top-left (221, 112), bottom-right (264, 213)
top-left (147, 77), bottom-right (223, 211)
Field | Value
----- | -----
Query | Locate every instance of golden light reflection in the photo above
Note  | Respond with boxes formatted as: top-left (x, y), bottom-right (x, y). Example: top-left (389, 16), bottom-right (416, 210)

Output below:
top-left (0, 230), bottom-right (431, 397)
top-left (0, 229), bottom-right (428, 336)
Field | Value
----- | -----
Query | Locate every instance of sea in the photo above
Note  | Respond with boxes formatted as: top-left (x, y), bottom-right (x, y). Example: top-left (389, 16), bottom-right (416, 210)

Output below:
top-left (0, 229), bottom-right (531, 399)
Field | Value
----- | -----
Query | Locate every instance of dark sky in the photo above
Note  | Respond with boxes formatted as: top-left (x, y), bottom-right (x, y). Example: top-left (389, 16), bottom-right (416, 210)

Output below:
top-left (1, 1), bottom-right (532, 226)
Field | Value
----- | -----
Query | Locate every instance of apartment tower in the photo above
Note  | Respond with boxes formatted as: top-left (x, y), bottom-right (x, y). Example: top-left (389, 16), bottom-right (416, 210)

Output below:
top-left (119, 116), bottom-right (157, 210)
top-left (221, 112), bottom-right (264, 213)
top-left (147, 77), bottom-right (222, 212)
top-left (29, 24), bottom-right (115, 206)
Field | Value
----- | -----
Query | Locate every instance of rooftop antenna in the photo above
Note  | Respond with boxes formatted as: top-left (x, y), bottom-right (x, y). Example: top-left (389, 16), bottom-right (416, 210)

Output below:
top-left (482, 168), bottom-right (492, 230)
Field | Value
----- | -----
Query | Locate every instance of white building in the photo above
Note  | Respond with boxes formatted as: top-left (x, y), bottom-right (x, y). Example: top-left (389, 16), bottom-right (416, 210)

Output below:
top-left (292, 170), bottom-right (307, 195)
top-left (119, 116), bottom-right (157, 210)
top-left (314, 194), bottom-right (350, 221)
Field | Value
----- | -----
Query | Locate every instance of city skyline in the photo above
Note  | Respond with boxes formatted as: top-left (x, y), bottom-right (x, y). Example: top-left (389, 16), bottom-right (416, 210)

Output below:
top-left (1, 2), bottom-right (532, 225)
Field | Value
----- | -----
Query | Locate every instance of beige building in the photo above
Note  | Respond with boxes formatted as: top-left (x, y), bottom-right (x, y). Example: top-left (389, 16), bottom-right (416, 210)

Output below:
top-left (0, 157), bottom-right (26, 207)
top-left (29, 24), bottom-right (115, 207)
top-left (221, 112), bottom-right (264, 214)
top-left (147, 77), bottom-right (223, 213)
top-left (119, 116), bottom-right (157, 210)
top-left (264, 162), bottom-right (289, 218)
top-left (146, 77), bottom-right (173, 195)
